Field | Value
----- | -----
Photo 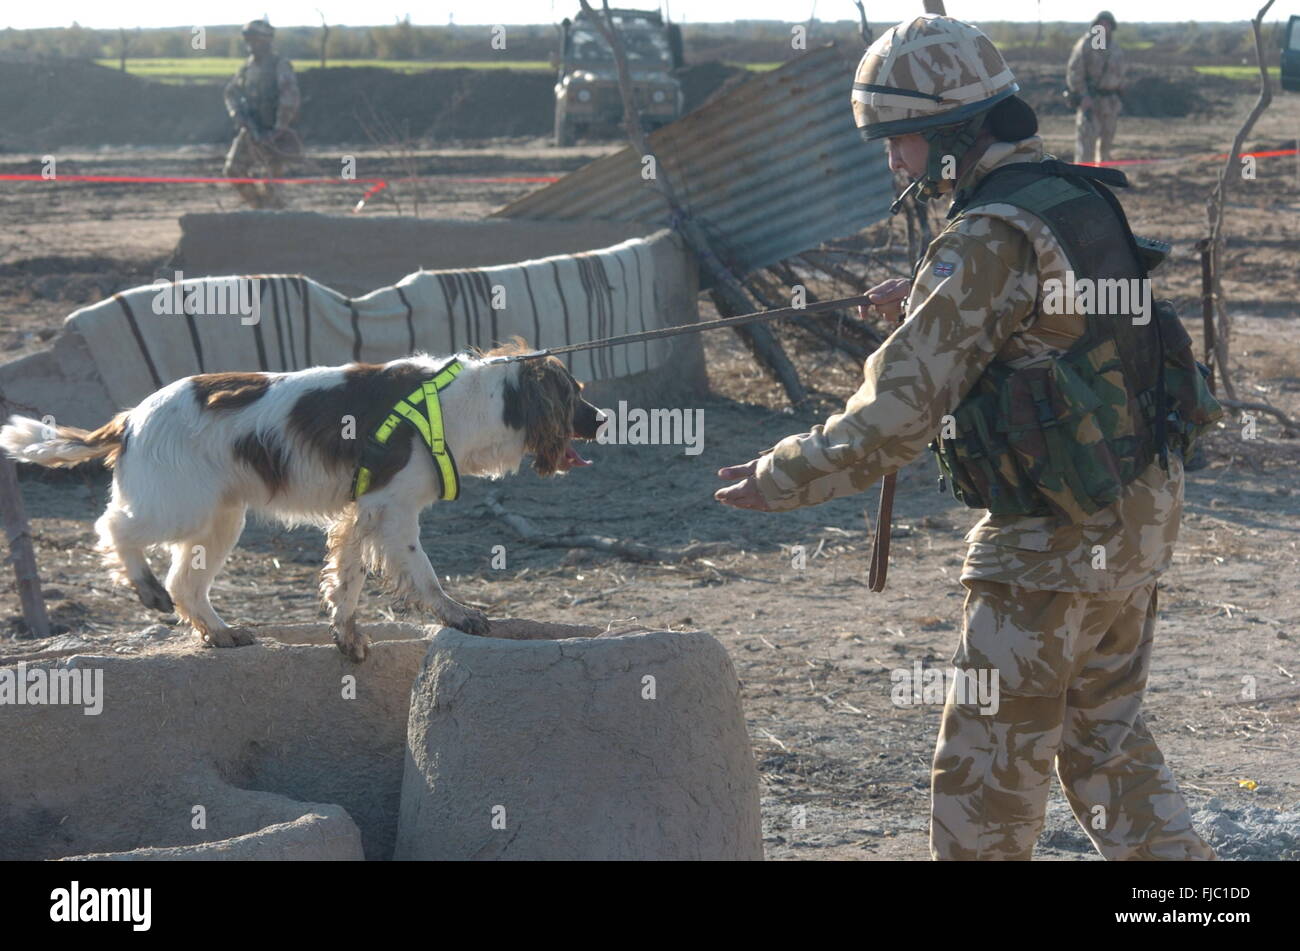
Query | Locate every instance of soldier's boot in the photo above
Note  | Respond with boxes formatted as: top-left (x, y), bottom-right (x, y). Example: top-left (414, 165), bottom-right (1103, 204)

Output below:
top-left (1055, 584), bottom-right (1217, 860)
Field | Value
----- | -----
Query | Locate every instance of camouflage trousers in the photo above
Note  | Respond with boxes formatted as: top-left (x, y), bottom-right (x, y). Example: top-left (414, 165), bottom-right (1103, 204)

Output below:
top-left (1075, 94), bottom-right (1121, 164)
top-left (930, 578), bottom-right (1216, 860)
top-left (223, 128), bottom-right (291, 210)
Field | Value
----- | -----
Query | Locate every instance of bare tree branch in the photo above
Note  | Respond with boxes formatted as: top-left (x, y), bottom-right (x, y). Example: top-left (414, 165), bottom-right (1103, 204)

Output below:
top-left (852, 1), bottom-right (873, 46)
top-left (1218, 397), bottom-right (1300, 436)
top-left (1204, 0), bottom-right (1276, 401)
top-left (316, 10), bottom-right (331, 69)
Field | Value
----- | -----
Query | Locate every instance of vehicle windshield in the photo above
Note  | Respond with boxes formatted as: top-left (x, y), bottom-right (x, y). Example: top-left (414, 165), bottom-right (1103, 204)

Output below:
top-left (569, 20), bottom-right (672, 66)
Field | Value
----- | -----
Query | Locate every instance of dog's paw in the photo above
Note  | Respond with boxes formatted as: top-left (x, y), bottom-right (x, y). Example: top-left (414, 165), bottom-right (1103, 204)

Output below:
top-left (226, 625), bottom-right (256, 647)
top-left (446, 607), bottom-right (491, 638)
top-left (199, 625), bottom-right (249, 649)
top-left (331, 622), bottom-right (371, 663)
top-left (133, 575), bottom-right (174, 613)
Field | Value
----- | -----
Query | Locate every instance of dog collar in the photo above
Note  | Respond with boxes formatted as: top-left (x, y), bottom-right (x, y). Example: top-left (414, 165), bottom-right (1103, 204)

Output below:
top-left (352, 359), bottom-right (463, 501)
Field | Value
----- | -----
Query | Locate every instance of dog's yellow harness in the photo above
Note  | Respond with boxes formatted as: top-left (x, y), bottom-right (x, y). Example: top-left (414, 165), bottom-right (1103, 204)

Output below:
top-left (352, 359), bottom-right (463, 501)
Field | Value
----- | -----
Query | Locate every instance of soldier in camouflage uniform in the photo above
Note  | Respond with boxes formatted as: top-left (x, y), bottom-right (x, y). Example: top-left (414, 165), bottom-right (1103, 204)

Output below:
top-left (222, 19), bottom-right (302, 209)
top-left (1067, 12), bottom-right (1127, 164)
top-left (716, 14), bottom-right (1218, 861)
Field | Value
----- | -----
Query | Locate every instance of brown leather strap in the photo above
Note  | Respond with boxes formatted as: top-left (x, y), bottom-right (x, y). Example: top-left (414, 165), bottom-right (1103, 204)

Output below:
top-left (868, 472), bottom-right (896, 591)
top-left (867, 307), bottom-right (906, 593)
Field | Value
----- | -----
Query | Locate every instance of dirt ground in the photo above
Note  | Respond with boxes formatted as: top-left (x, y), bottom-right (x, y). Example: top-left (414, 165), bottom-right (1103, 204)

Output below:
top-left (2, 82), bottom-right (1298, 859)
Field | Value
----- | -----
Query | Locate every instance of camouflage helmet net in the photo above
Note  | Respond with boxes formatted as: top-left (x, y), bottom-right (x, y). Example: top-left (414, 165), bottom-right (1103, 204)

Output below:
top-left (241, 19), bottom-right (275, 38)
top-left (851, 14), bottom-right (1018, 142)
top-left (852, 15), bottom-right (1018, 205)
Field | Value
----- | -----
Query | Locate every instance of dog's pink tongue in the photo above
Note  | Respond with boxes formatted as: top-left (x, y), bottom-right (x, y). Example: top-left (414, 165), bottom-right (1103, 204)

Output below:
top-left (564, 445), bottom-right (591, 467)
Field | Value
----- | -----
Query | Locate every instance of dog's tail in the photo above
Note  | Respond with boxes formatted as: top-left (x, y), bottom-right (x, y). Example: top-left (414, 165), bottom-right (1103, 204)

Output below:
top-left (1, 412), bottom-right (130, 468)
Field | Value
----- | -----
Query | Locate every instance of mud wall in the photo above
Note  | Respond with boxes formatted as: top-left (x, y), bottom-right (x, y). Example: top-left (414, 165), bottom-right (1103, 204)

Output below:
top-left (0, 623), bottom-right (427, 861)
top-left (171, 212), bottom-right (648, 296)
top-left (0, 622), bottom-right (761, 861)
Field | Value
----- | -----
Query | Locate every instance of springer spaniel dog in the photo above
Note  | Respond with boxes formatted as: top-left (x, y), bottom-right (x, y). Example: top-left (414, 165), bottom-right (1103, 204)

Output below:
top-left (1, 342), bottom-right (603, 661)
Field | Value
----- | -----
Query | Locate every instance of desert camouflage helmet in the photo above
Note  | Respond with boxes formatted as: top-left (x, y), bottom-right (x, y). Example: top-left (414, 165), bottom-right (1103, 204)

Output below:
top-left (241, 19), bottom-right (275, 38)
top-left (851, 15), bottom-right (1018, 141)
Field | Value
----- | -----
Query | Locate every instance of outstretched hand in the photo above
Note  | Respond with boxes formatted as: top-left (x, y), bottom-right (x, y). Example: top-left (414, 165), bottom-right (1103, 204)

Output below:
top-left (714, 460), bottom-right (770, 511)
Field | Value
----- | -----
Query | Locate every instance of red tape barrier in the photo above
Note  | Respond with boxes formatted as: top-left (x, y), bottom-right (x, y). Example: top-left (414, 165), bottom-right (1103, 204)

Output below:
top-left (2, 146), bottom-right (1295, 210)
top-left (0, 172), bottom-right (561, 212)
top-left (1082, 147), bottom-right (1298, 168)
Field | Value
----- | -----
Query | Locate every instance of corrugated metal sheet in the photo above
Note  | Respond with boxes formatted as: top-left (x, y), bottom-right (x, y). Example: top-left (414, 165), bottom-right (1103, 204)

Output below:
top-left (494, 44), bottom-right (895, 274)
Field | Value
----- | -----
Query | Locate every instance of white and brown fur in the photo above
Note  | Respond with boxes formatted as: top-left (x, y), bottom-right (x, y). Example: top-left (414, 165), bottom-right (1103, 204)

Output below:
top-left (0, 342), bottom-right (603, 661)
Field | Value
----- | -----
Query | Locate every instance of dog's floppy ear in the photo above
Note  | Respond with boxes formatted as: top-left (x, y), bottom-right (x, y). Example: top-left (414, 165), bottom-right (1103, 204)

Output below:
top-left (503, 359), bottom-right (572, 476)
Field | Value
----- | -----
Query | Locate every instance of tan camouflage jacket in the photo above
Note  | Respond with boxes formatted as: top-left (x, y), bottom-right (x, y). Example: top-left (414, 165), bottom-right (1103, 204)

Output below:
top-left (752, 137), bottom-right (1182, 593)
top-left (224, 53), bottom-right (301, 131)
top-left (1067, 31), bottom-right (1127, 96)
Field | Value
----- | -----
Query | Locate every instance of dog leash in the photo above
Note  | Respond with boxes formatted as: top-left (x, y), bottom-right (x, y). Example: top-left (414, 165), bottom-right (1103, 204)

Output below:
top-left (476, 293), bottom-right (876, 364)
top-left (479, 289), bottom-right (902, 587)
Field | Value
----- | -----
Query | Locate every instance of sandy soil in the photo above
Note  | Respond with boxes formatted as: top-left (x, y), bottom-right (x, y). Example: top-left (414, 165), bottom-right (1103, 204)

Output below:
top-left (2, 90), bottom-right (1298, 859)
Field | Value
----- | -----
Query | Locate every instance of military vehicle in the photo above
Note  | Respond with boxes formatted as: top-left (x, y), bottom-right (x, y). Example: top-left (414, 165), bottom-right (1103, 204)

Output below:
top-left (552, 7), bottom-right (684, 146)
top-left (1282, 15), bottom-right (1300, 93)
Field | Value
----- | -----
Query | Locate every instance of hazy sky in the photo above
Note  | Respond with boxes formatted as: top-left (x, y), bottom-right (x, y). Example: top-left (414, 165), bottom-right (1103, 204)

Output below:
top-left (4, 1), bottom-right (1290, 30)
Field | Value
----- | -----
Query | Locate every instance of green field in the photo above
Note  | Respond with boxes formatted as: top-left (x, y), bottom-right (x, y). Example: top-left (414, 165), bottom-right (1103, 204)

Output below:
top-left (1193, 64), bottom-right (1276, 80)
top-left (95, 57), bottom-right (553, 82)
top-left (995, 39), bottom-right (1156, 50)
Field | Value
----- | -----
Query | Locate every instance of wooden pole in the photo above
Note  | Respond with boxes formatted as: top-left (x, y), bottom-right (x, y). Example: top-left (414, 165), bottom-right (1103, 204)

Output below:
top-left (0, 455), bottom-right (50, 638)
top-left (1195, 237), bottom-right (1216, 395)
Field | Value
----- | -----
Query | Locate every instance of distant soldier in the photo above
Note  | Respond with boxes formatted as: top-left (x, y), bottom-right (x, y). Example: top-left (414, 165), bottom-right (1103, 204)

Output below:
top-left (222, 19), bottom-right (302, 209)
top-left (1067, 11), bottom-right (1126, 164)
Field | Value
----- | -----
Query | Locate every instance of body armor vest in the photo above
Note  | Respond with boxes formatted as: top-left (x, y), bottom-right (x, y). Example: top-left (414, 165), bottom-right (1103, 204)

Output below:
top-left (240, 55), bottom-right (282, 132)
top-left (931, 159), bottom-right (1222, 522)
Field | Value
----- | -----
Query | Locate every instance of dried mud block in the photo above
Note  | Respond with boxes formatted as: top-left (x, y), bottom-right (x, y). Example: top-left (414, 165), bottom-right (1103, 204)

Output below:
top-left (395, 627), bottom-right (763, 860)
top-left (61, 801), bottom-right (364, 861)
top-left (0, 623), bottom-right (431, 861)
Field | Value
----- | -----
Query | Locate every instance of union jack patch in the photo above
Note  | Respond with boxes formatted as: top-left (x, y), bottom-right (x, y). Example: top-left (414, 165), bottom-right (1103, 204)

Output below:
top-left (933, 261), bottom-right (956, 277)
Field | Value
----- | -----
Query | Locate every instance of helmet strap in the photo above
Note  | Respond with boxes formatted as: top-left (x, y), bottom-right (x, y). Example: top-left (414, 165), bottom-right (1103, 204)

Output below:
top-left (914, 114), bottom-right (987, 204)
